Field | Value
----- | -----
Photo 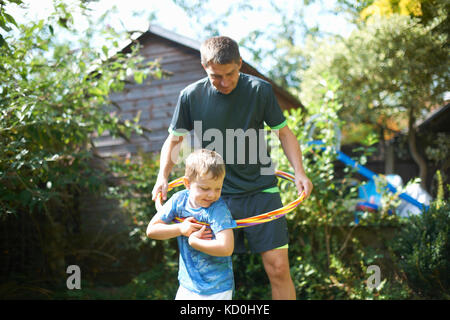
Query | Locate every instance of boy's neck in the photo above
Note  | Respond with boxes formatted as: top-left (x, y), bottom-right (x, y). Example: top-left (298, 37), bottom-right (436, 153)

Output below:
top-left (187, 194), bottom-right (201, 209)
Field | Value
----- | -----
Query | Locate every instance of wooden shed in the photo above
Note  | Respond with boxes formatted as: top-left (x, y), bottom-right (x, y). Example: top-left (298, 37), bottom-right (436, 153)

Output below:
top-left (92, 25), bottom-right (304, 158)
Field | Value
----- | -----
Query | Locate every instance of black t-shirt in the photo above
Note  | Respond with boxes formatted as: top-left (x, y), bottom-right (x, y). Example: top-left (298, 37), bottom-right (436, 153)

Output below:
top-left (169, 73), bottom-right (287, 195)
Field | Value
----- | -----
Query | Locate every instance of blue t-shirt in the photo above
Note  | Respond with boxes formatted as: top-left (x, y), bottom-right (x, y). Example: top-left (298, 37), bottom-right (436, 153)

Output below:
top-left (158, 189), bottom-right (237, 295)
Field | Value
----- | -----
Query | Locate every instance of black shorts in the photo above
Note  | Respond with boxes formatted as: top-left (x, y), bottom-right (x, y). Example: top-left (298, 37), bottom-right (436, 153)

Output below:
top-left (221, 192), bottom-right (289, 253)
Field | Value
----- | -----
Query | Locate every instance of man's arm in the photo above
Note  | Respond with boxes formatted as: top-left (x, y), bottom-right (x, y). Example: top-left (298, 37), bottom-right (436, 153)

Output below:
top-left (188, 227), bottom-right (234, 257)
top-left (152, 133), bottom-right (184, 202)
top-left (276, 125), bottom-right (313, 199)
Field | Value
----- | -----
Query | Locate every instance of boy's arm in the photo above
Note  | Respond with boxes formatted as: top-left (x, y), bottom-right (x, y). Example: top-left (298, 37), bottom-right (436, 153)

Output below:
top-left (188, 227), bottom-right (234, 257)
top-left (276, 125), bottom-right (313, 199)
top-left (147, 213), bottom-right (203, 240)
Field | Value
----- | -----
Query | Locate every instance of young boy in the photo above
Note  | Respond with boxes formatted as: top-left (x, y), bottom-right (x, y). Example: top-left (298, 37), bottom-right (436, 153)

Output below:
top-left (146, 149), bottom-right (236, 300)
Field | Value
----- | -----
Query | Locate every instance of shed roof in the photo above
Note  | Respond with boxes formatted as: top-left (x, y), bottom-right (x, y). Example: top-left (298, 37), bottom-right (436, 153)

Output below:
top-left (417, 103), bottom-right (450, 133)
top-left (124, 24), bottom-right (305, 112)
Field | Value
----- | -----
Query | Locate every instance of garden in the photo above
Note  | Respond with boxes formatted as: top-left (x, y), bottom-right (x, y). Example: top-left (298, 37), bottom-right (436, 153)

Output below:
top-left (0, 0), bottom-right (449, 300)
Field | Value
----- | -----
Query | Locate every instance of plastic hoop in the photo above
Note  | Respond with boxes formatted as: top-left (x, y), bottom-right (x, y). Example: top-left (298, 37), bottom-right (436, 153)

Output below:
top-left (155, 170), bottom-right (306, 229)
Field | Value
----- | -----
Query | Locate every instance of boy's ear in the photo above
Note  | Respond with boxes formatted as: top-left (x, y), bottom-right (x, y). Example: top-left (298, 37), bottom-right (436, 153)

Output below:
top-left (183, 177), bottom-right (190, 189)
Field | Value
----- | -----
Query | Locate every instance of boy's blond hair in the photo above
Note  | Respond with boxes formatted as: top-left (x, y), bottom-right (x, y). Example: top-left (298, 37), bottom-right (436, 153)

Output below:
top-left (185, 149), bottom-right (225, 181)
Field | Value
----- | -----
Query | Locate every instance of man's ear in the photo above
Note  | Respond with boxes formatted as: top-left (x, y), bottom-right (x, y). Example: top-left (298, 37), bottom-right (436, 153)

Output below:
top-left (238, 57), bottom-right (242, 70)
top-left (183, 177), bottom-right (190, 190)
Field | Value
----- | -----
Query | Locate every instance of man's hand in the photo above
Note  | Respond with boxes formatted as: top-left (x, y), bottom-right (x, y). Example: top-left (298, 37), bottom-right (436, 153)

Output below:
top-left (152, 175), bottom-right (169, 202)
top-left (295, 173), bottom-right (313, 199)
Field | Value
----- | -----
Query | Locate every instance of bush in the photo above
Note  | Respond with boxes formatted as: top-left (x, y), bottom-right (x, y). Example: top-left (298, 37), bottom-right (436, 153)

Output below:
top-left (261, 75), bottom-right (413, 299)
top-left (389, 200), bottom-right (450, 299)
top-left (0, 1), bottom-right (163, 293)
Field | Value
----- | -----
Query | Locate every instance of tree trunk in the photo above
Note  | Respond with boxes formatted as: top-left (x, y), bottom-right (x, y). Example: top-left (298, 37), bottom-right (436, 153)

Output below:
top-left (408, 108), bottom-right (428, 190)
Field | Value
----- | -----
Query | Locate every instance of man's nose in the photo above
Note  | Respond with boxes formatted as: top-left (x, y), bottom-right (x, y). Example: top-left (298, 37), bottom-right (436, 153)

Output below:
top-left (221, 78), bottom-right (230, 87)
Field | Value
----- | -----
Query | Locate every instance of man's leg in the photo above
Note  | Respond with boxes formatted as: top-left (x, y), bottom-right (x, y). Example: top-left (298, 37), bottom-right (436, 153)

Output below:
top-left (261, 248), bottom-right (296, 300)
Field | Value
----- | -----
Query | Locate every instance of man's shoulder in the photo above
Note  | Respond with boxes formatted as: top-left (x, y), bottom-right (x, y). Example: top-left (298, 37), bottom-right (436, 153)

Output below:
top-left (240, 73), bottom-right (272, 90)
top-left (181, 76), bottom-right (209, 96)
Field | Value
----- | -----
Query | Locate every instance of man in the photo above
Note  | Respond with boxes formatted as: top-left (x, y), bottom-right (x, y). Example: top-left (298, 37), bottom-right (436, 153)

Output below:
top-left (152, 36), bottom-right (313, 300)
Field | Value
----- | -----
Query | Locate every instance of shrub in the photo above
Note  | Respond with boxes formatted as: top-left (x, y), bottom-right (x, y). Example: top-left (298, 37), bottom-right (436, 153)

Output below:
top-left (389, 200), bottom-right (450, 299)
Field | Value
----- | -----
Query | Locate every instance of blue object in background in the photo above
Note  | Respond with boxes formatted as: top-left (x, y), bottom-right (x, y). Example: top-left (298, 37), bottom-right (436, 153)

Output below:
top-left (358, 180), bottom-right (381, 206)
top-left (306, 140), bottom-right (430, 212)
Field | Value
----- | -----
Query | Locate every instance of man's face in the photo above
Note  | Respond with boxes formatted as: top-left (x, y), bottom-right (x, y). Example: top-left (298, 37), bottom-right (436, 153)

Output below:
top-left (202, 59), bottom-right (242, 95)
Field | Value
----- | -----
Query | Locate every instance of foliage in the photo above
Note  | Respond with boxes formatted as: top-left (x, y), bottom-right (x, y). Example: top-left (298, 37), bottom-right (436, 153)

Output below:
top-left (300, 14), bottom-right (448, 132)
top-left (0, 0), bottom-right (162, 290)
top-left (360, 0), bottom-right (423, 20)
top-left (299, 14), bottom-right (449, 188)
top-left (57, 261), bottom-right (178, 300)
top-left (336, 0), bottom-right (448, 32)
top-left (233, 76), bottom-right (414, 299)
top-left (231, 86), bottom-right (449, 299)
top-left (0, 0), bottom-right (23, 49)
top-left (0, 1), bottom-right (161, 217)
top-left (425, 133), bottom-right (450, 165)
top-left (107, 153), bottom-right (160, 249)
top-left (358, 0), bottom-right (449, 37)
top-left (232, 253), bottom-right (271, 300)
top-left (389, 200), bottom-right (450, 299)
top-left (171, 0), bottom-right (318, 90)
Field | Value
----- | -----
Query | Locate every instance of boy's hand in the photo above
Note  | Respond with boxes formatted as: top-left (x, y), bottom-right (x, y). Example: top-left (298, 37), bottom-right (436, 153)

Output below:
top-left (188, 225), bottom-right (214, 247)
top-left (179, 217), bottom-right (203, 237)
top-left (189, 225), bottom-right (213, 242)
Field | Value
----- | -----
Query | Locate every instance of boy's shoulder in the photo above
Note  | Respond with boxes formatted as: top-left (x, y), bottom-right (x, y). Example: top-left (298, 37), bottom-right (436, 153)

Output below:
top-left (207, 198), bottom-right (236, 228)
top-left (170, 189), bottom-right (189, 206)
top-left (207, 197), bottom-right (229, 213)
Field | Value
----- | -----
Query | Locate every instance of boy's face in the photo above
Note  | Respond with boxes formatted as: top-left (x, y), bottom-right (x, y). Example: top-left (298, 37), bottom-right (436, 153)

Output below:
top-left (184, 172), bottom-right (224, 208)
top-left (202, 59), bottom-right (242, 95)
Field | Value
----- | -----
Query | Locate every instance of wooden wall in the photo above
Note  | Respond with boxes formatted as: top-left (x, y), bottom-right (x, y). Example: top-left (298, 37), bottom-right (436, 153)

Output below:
top-left (92, 34), bottom-right (204, 157)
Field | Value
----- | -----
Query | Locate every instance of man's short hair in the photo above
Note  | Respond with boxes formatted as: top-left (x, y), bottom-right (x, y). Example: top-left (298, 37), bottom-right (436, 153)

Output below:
top-left (185, 149), bottom-right (225, 181)
top-left (200, 36), bottom-right (241, 67)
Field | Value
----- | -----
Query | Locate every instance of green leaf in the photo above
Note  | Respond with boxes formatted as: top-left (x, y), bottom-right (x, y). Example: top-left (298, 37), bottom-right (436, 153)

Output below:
top-left (88, 87), bottom-right (105, 96)
top-left (0, 34), bottom-right (6, 48)
top-left (134, 71), bottom-right (144, 84)
top-left (19, 189), bottom-right (32, 204)
top-left (3, 12), bottom-right (18, 27)
top-left (102, 45), bottom-right (108, 57)
top-left (0, 15), bottom-right (12, 32)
